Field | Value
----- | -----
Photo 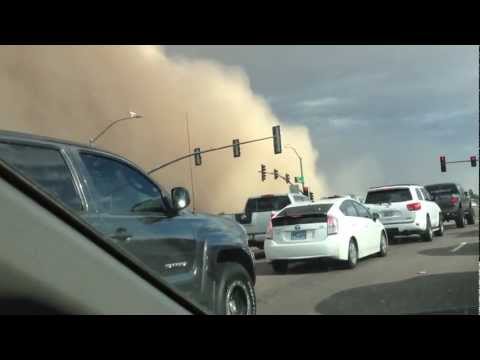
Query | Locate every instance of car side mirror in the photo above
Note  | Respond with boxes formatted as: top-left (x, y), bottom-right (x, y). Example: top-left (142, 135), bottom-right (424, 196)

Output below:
top-left (171, 187), bottom-right (190, 211)
top-left (372, 212), bottom-right (380, 222)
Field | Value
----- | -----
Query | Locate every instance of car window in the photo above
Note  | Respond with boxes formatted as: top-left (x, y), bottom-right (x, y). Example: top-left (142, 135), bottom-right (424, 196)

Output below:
top-left (340, 200), bottom-right (358, 217)
top-left (352, 201), bottom-right (370, 218)
top-left (256, 196), bottom-right (290, 212)
top-left (277, 203), bottom-right (333, 217)
top-left (415, 188), bottom-right (424, 201)
top-left (425, 184), bottom-right (459, 196)
top-left (80, 152), bottom-right (165, 214)
top-left (365, 188), bottom-right (413, 204)
top-left (421, 188), bottom-right (431, 201)
top-left (0, 142), bottom-right (83, 211)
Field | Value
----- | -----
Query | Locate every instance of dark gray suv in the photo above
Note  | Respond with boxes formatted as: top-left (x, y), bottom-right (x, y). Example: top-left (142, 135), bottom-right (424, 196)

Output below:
top-left (424, 183), bottom-right (475, 228)
top-left (0, 130), bottom-right (256, 315)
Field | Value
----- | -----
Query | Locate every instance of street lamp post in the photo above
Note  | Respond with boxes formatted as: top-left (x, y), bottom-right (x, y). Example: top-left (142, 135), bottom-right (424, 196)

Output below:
top-left (285, 145), bottom-right (304, 186)
top-left (89, 111), bottom-right (143, 147)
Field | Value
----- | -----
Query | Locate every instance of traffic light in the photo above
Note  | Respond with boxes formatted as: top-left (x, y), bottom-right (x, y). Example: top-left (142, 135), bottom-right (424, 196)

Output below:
top-left (272, 125), bottom-right (282, 154)
top-left (440, 155), bottom-right (446, 172)
top-left (194, 148), bottom-right (202, 166)
top-left (285, 173), bottom-right (290, 184)
top-left (309, 192), bottom-right (314, 201)
top-left (302, 186), bottom-right (309, 196)
top-left (470, 156), bottom-right (477, 167)
top-left (233, 139), bottom-right (240, 158)
top-left (261, 164), bottom-right (267, 181)
top-left (273, 169), bottom-right (279, 180)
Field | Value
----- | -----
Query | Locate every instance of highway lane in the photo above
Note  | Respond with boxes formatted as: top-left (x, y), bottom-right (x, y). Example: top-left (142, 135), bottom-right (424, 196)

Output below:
top-left (253, 222), bottom-right (479, 315)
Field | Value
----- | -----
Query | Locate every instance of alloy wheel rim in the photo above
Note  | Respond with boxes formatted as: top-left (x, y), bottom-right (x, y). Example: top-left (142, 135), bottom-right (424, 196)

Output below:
top-left (226, 281), bottom-right (250, 315)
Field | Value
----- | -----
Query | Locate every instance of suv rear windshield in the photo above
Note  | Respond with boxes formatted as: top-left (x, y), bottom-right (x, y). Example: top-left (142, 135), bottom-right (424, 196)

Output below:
top-left (425, 184), bottom-right (459, 196)
top-left (246, 196), bottom-right (291, 212)
top-left (365, 188), bottom-right (412, 204)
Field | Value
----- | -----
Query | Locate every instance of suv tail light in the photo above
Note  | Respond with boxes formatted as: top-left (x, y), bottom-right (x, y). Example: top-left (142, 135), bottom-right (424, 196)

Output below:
top-left (327, 215), bottom-right (338, 235)
top-left (450, 195), bottom-right (459, 205)
top-left (407, 202), bottom-right (421, 211)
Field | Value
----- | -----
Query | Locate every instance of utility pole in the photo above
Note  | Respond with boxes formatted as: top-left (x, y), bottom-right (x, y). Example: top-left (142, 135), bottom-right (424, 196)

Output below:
top-left (186, 112), bottom-right (196, 212)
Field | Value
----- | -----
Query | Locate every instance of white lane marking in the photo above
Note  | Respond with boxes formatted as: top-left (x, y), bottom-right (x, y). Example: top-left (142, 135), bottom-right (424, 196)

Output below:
top-left (451, 242), bottom-right (467, 253)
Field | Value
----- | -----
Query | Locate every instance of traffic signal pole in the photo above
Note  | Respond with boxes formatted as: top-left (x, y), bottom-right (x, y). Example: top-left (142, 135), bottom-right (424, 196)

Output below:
top-left (148, 135), bottom-right (274, 175)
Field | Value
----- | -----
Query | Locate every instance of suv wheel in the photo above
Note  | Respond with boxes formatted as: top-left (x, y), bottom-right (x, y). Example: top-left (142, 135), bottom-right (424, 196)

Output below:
top-left (215, 263), bottom-right (256, 315)
top-left (271, 260), bottom-right (288, 274)
top-left (466, 208), bottom-right (475, 225)
top-left (455, 207), bottom-right (465, 228)
top-left (422, 216), bottom-right (433, 242)
top-left (434, 214), bottom-right (444, 236)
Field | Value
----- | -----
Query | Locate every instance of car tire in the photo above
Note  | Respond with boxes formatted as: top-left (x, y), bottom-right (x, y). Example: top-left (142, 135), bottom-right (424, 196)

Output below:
top-left (455, 208), bottom-right (465, 228)
top-left (345, 239), bottom-right (358, 269)
top-left (434, 215), bottom-right (444, 237)
top-left (466, 208), bottom-right (475, 225)
top-left (271, 260), bottom-right (288, 274)
top-left (215, 263), bottom-right (256, 315)
top-left (378, 232), bottom-right (388, 257)
top-left (422, 216), bottom-right (433, 242)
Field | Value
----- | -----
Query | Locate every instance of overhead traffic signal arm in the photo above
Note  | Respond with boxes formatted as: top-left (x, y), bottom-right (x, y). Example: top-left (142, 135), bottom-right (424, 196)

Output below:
top-left (148, 126), bottom-right (282, 174)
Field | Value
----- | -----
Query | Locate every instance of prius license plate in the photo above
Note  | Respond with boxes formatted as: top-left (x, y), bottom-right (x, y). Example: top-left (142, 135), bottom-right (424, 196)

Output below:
top-left (291, 230), bottom-right (307, 240)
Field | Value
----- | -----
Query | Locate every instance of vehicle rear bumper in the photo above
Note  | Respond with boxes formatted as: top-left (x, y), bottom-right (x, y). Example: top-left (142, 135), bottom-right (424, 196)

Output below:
top-left (443, 209), bottom-right (461, 221)
top-left (248, 233), bottom-right (267, 243)
top-left (264, 238), bottom-right (339, 260)
top-left (383, 221), bottom-right (424, 237)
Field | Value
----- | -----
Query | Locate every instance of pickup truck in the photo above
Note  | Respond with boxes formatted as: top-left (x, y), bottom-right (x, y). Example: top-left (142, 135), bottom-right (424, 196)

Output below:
top-left (424, 183), bottom-right (475, 228)
top-left (0, 130), bottom-right (256, 315)
top-left (222, 193), bottom-right (311, 249)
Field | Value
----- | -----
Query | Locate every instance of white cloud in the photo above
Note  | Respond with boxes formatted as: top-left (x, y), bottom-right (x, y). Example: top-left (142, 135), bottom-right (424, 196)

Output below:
top-left (328, 117), bottom-right (357, 129)
top-left (297, 97), bottom-right (340, 108)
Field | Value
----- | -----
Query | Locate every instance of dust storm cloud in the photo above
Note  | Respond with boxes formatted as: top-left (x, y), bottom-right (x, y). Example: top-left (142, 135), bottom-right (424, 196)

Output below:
top-left (0, 45), bottom-right (329, 213)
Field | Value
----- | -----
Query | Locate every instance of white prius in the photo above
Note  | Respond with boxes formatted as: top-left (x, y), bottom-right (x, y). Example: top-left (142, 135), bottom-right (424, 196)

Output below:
top-left (265, 197), bottom-right (388, 274)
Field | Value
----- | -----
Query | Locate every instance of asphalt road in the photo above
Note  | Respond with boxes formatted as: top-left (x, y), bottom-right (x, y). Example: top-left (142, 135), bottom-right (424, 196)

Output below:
top-left (252, 221), bottom-right (479, 315)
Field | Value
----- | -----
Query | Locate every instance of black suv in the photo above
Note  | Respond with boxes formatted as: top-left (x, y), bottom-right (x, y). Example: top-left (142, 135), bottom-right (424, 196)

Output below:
top-left (0, 130), bottom-right (256, 315)
top-left (424, 182), bottom-right (475, 228)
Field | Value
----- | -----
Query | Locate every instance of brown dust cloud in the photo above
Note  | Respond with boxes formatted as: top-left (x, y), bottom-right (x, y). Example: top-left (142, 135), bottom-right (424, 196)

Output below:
top-left (0, 45), bottom-right (329, 214)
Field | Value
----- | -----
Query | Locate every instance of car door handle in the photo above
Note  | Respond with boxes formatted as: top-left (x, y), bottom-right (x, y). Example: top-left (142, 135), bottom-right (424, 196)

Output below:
top-left (111, 234), bottom-right (132, 242)
top-left (111, 229), bottom-right (133, 242)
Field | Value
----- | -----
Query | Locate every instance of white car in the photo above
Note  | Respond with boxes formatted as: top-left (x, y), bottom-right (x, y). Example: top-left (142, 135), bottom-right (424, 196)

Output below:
top-left (364, 184), bottom-right (444, 242)
top-left (265, 197), bottom-right (388, 274)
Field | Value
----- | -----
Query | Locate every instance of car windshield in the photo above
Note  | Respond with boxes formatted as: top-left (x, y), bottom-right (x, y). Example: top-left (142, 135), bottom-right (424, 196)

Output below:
top-left (365, 189), bottom-right (413, 204)
top-left (1, 45), bottom-right (478, 316)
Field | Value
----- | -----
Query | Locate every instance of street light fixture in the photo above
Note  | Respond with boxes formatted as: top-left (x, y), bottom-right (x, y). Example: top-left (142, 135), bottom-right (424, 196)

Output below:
top-left (285, 144), bottom-right (304, 185)
top-left (89, 111), bottom-right (143, 147)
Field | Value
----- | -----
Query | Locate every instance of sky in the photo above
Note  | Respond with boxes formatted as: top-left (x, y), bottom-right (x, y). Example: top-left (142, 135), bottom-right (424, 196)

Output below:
top-left (164, 45), bottom-right (479, 197)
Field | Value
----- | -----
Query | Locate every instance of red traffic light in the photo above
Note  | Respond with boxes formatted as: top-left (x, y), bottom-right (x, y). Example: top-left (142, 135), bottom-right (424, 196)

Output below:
top-left (470, 156), bottom-right (477, 167)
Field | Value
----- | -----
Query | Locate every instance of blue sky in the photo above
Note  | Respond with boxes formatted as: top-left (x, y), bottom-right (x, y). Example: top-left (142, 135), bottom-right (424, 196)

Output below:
top-left (164, 45), bottom-right (479, 196)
